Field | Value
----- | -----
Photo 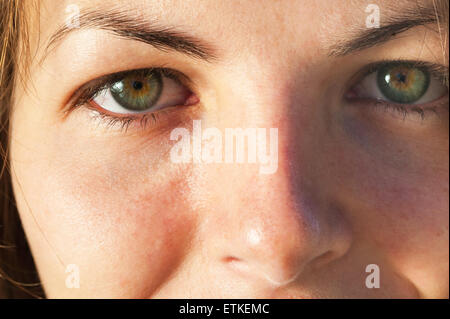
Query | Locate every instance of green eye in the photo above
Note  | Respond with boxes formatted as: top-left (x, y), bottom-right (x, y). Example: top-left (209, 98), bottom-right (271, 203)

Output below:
top-left (110, 70), bottom-right (163, 111)
top-left (376, 62), bottom-right (430, 104)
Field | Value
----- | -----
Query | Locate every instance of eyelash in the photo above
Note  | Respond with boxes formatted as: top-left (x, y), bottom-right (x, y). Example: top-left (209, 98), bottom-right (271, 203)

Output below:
top-left (68, 60), bottom-right (449, 131)
top-left (68, 68), bottom-right (193, 131)
top-left (361, 99), bottom-right (446, 121)
top-left (87, 109), bottom-right (173, 131)
top-left (346, 60), bottom-right (449, 120)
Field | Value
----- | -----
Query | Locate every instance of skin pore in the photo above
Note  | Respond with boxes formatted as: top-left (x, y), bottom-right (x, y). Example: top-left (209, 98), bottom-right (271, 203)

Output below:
top-left (9, 0), bottom-right (448, 298)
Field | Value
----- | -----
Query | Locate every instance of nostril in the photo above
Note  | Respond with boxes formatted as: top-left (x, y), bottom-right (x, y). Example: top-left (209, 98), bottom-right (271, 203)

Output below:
top-left (223, 256), bottom-right (253, 275)
top-left (223, 256), bottom-right (240, 263)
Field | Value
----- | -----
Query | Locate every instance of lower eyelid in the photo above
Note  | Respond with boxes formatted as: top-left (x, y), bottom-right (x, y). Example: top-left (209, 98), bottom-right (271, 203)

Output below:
top-left (82, 99), bottom-right (199, 133)
top-left (345, 95), bottom-right (449, 123)
top-left (82, 106), bottom-right (171, 132)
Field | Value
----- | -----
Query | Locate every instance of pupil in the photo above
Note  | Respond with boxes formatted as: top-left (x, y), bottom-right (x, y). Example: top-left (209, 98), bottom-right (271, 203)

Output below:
top-left (132, 81), bottom-right (143, 90)
top-left (395, 72), bottom-right (407, 83)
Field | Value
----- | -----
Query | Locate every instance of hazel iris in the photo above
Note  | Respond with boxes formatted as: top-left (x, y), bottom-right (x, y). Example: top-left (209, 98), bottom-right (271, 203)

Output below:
top-left (110, 70), bottom-right (163, 111)
top-left (377, 62), bottom-right (430, 104)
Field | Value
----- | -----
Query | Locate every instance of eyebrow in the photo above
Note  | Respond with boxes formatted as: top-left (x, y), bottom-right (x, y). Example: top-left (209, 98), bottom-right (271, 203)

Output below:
top-left (328, 3), bottom-right (442, 56)
top-left (44, 8), bottom-right (217, 62)
top-left (46, 4), bottom-right (443, 62)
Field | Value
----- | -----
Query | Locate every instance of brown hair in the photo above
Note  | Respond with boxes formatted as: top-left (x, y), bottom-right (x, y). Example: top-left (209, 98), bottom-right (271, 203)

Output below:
top-left (0, 0), bottom-right (448, 299)
top-left (0, 0), bottom-right (43, 298)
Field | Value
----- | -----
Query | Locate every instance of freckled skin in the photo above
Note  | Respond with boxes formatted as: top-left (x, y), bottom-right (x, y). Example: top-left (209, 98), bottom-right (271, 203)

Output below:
top-left (9, 0), bottom-right (449, 298)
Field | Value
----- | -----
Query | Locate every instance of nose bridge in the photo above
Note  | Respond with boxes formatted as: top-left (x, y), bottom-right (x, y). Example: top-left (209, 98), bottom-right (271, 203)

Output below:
top-left (212, 51), bottom-right (298, 126)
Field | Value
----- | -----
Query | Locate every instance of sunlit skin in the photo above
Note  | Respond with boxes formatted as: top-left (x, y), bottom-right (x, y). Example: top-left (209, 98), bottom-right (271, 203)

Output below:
top-left (9, 0), bottom-right (448, 298)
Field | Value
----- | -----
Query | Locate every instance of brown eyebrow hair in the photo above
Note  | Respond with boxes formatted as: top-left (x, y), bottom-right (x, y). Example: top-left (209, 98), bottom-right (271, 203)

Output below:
top-left (44, 8), bottom-right (217, 62)
top-left (328, 1), bottom-right (447, 57)
top-left (44, 3), bottom-right (447, 64)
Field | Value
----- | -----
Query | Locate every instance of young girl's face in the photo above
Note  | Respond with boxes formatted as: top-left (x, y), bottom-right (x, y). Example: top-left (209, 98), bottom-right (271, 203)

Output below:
top-left (9, 0), bottom-right (448, 298)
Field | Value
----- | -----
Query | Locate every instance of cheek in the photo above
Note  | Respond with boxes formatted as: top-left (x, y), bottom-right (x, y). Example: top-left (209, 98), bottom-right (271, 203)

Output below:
top-left (11, 117), bottom-right (197, 297)
top-left (327, 107), bottom-right (448, 276)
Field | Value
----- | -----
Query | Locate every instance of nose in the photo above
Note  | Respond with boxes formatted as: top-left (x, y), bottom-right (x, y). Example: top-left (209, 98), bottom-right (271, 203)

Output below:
top-left (197, 156), bottom-right (352, 286)
top-left (190, 59), bottom-right (353, 288)
top-left (190, 115), bottom-right (353, 286)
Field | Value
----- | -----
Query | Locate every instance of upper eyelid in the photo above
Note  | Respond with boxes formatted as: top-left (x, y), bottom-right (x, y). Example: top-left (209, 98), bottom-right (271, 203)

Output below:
top-left (349, 60), bottom-right (449, 91)
top-left (368, 61), bottom-right (448, 77)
